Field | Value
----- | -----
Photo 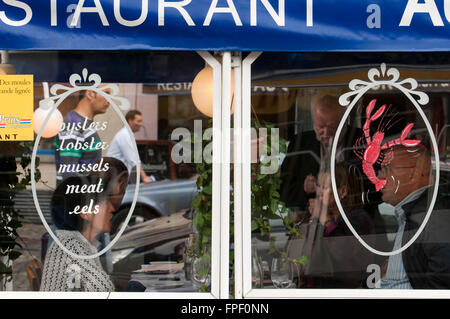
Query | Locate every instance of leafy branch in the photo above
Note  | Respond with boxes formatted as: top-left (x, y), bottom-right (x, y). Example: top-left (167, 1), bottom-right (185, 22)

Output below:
top-left (268, 236), bottom-right (309, 288)
top-left (0, 141), bottom-right (41, 287)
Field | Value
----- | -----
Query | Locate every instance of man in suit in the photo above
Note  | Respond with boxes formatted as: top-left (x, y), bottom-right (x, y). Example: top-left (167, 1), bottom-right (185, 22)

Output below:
top-left (280, 94), bottom-right (360, 221)
top-left (281, 94), bottom-right (391, 270)
top-left (377, 145), bottom-right (450, 289)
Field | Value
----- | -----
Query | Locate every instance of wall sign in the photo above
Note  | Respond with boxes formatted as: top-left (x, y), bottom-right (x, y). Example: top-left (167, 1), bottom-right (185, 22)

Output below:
top-left (31, 69), bottom-right (139, 260)
top-left (0, 74), bottom-right (33, 141)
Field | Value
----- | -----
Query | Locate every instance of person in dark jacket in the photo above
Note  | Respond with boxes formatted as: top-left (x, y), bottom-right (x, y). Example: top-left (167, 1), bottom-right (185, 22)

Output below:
top-left (280, 94), bottom-right (353, 213)
top-left (280, 95), bottom-right (389, 257)
top-left (377, 144), bottom-right (450, 289)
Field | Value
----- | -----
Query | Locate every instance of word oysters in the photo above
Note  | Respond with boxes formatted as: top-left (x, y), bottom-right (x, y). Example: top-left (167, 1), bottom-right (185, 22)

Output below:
top-left (31, 69), bottom-right (139, 260)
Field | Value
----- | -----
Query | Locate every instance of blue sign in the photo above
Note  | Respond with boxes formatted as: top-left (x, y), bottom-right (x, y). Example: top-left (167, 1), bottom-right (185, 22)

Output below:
top-left (1, 0), bottom-right (450, 51)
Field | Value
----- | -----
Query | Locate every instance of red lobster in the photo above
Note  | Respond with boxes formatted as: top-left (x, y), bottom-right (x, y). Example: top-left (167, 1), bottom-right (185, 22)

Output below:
top-left (353, 99), bottom-right (421, 191)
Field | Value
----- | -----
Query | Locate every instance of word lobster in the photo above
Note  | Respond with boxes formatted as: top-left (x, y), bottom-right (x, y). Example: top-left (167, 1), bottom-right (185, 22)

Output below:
top-left (353, 99), bottom-right (421, 191)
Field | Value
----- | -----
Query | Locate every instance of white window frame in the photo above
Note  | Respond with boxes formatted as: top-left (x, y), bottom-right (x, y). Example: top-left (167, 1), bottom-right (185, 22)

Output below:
top-left (113, 51), bottom-right (232, 299)
top-left (0, 51), bottom-right (231, 299)
top-left (234, 52), bottom-right (450, 299)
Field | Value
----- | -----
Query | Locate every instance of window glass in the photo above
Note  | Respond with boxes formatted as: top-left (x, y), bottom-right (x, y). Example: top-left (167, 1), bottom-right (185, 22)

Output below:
top-left (0, 51), bottom-right (213, 293)
top-left (250, 52), bottom-right (450, 290)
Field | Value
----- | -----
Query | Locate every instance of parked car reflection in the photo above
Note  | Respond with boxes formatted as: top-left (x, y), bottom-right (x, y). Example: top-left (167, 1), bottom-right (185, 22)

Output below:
top-left (111, 178), bottom-right (198, 234)
top-left (110, 140), bottom-right (198, 234)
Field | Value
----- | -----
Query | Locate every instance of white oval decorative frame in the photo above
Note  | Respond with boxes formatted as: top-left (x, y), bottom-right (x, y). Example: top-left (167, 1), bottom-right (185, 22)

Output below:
top-left (31, 69), bottom-right (140, 260)
top-left (332, 63), bottom-right (440, 257)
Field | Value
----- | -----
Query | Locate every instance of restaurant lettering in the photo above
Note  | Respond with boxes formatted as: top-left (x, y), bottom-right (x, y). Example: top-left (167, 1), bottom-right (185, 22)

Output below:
top-left (400, 0), bottom-right (450, 26)
top-left (0, 0), bottom-right (292, 27)
top-left (2, 0), bottom-right (450, 28)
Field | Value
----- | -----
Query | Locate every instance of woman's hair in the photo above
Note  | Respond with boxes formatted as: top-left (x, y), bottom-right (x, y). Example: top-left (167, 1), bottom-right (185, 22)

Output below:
top-left (88, 157), bottom-right (129, 210)
top-left (51, 176), bottom-right (92, 232)
top-left (338, 163), bottom-right (364, 210)
top-left (51, 157), bottom-right (129, 232)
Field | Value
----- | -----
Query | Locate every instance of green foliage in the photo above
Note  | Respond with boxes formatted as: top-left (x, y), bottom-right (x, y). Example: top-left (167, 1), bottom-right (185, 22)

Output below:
top-left (0, 141), bottom-right (41, 286)
top-left (278, 250), bottom-right (309, 288)
top-left (189, 119), bottom-right (308, 290)
top-left (250, 119), bottom-right (300, 240)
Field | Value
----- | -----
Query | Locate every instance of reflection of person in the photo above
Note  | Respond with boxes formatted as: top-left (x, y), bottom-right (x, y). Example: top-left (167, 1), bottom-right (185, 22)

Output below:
top-left (89, 157), bottom-right (130, 213)
top-left (40, 159), bottom-right (128, 292)
top-left (43, 157), bottom-right (129, 265)
top-left (377, 145), bottom-right (450, 289)
top-left (280, 95), bottom-right (389, 260)
top-left (310, 165), bottom-right (375, 237)
top-left (287, 163), bottom-right (376, 288)
top-left (54, 85), bottom-right (111, 186)
top-left (107, 110), bottom-right (154, 183)
top-left (280, 95), bottom-right (359, 218)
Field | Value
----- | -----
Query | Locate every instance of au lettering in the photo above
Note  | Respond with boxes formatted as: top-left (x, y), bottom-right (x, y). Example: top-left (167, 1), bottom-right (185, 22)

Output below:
top-left (400, 0), bottom-right (450, 26)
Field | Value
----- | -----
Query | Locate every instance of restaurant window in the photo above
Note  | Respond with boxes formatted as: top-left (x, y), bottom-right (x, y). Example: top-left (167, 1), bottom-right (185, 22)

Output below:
top-left (0, 50), bottom-right (227, 297)
top-left (237, 52), bottom-right (450, 298)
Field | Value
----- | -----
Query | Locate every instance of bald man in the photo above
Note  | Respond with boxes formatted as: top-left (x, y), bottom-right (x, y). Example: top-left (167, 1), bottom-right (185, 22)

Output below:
top-left (378, 145), bottom-right (450, 289)
top-left (312, 95), bottom-right (346, 149)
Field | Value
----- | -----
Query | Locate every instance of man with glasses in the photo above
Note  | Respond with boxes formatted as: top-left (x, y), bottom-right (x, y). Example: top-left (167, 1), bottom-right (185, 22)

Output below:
top-left (280, 95), bottom-right (362, 223)
top-left (377, 144), bottom-right (450, 289)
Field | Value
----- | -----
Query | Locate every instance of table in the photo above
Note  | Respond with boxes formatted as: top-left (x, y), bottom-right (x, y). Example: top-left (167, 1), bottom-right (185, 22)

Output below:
top-left (130, 268), bottom-right (198, 292)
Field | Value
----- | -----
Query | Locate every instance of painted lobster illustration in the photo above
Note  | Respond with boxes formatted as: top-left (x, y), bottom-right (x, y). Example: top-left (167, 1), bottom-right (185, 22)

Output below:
top-left (353, 99), bottom-right (421, 191)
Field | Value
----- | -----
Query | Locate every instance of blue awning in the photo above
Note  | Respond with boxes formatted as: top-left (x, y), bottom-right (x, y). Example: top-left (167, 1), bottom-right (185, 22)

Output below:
top-left (1, 0), bottom-right (450, 51)
top-left (10, 51), bottom-right (450, 83)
